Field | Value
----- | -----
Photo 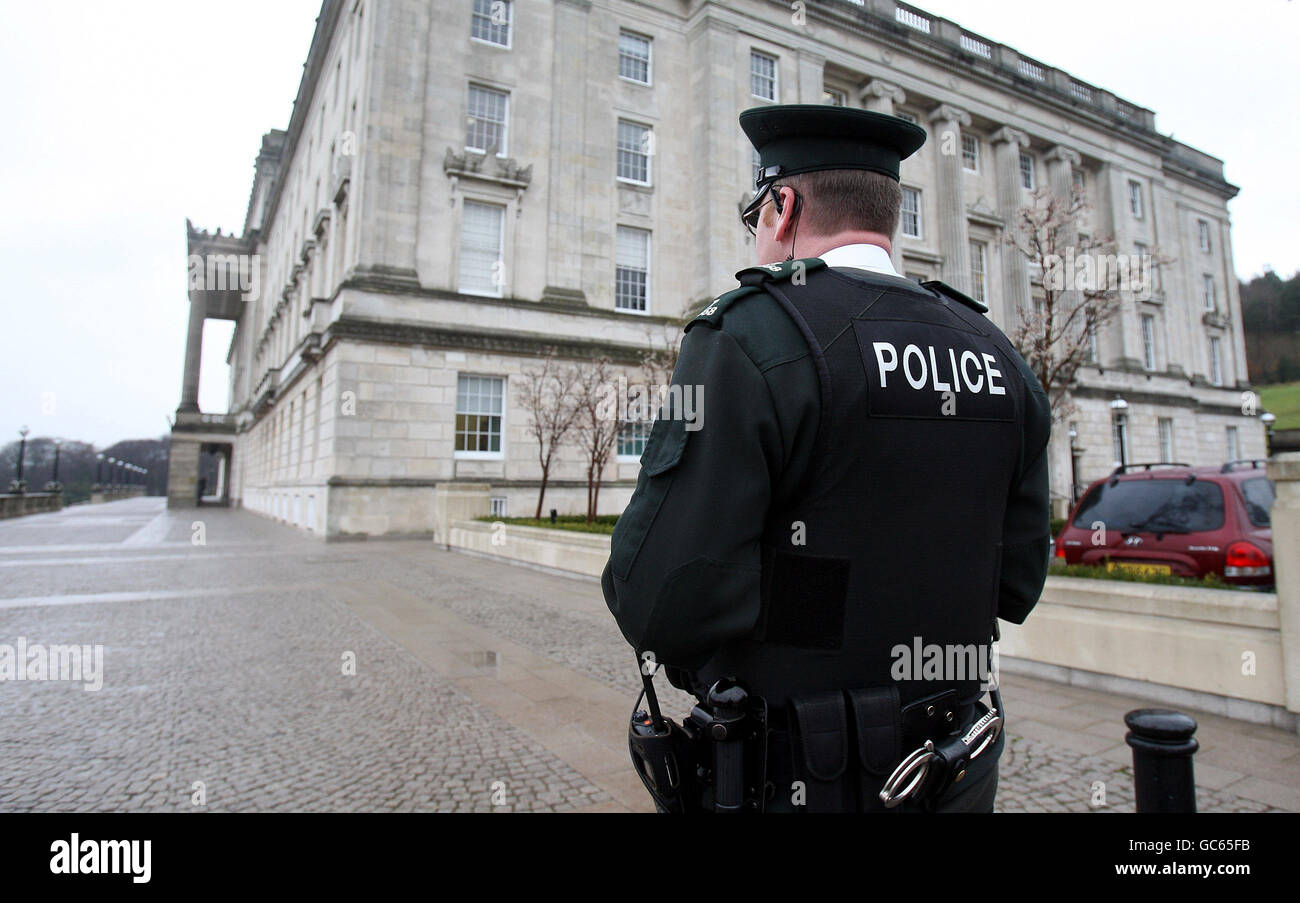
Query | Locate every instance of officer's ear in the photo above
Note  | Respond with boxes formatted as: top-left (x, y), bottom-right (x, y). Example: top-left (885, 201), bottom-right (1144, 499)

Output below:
top-left (774, 186), bottom-right (800, 241)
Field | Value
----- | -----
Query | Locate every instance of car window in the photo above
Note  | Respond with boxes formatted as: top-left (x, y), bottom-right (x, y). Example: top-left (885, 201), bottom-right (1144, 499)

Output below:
top-left (1241, 478), bottom-right (1275, 527)
top-left (1072, 479), bottom-right (1225, 533)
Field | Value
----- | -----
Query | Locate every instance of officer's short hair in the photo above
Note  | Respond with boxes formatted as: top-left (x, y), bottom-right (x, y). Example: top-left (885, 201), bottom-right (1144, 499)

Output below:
top-left (766, 169), bottom-right (902, 239)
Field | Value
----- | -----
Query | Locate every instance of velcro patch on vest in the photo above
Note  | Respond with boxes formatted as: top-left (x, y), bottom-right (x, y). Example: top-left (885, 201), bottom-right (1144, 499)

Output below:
top-left (852, 319), bottom-right (1017, 422)
top-left (760, 550), bottom-right (849, 650)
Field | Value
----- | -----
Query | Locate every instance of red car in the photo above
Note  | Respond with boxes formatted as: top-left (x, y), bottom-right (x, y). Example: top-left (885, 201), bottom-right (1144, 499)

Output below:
top-left (1055, 460), bottom-right (1275, 587)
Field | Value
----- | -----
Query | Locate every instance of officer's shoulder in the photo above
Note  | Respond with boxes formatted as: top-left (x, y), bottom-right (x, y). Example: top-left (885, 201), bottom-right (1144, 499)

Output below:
top-left (919, 279), bottom-right (988, 314)
top-left (687, 257), bottom-right (827, 332)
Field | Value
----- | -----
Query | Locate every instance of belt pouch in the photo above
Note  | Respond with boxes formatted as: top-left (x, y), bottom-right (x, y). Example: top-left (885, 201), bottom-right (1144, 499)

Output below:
top-left (848, 686), bottom-right (902, 812)
top-left (787, 691), bottom-right (851, 812)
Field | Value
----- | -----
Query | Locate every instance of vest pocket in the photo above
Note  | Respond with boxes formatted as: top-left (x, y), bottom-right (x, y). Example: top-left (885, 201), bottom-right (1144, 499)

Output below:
top-left (848, 685), bottom-right (902, 812)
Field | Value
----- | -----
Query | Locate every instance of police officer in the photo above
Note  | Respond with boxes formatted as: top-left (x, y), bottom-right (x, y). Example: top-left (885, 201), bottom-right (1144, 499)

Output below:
top-left (602, 104), bottom-right (1051, 813)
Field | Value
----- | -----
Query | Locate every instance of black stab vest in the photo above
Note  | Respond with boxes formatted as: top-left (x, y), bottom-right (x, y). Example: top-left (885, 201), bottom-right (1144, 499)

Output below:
top-left (689, 266), bottom-right (1029, 709)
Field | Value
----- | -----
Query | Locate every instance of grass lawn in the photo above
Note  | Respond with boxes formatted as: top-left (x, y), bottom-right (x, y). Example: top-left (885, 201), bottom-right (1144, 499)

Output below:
top-left (1259, 381), bottom-right (1300, 430)
top-left (476, 514), bottom-right (618, 535)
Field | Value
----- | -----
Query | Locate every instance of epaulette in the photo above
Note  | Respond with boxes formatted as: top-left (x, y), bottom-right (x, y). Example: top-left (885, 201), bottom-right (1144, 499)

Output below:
top-left (921, 279), bottom-right (988, 314)
top-left (686, 285), bottom-right (763, 331)
top-left (735, 256), bottom-right (827, 287)
top-left (687, 257), bottom-right (828, 331)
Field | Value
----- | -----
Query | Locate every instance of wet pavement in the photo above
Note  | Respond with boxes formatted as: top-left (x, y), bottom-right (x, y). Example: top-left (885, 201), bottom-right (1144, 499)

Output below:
top-left (0, 497), bottom-right (1295, 813)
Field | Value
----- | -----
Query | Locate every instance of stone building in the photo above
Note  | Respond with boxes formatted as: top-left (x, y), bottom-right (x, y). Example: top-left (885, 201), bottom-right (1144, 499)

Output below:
top-left (169, 0), bottom-right (1265, 535)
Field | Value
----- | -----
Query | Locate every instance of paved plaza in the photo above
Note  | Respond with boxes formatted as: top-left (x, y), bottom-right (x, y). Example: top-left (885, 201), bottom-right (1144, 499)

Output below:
top-left (0, 498), bottom-right (1296, 813)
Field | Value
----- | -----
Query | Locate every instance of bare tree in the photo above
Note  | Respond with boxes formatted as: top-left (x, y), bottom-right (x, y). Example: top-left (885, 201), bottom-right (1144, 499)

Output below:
top-left (1005, 186), bottom-right (1173, 423)
top-left (515, 350), bottom-right (581, 519)
top-left (572, 357), bottom-right (621, 523)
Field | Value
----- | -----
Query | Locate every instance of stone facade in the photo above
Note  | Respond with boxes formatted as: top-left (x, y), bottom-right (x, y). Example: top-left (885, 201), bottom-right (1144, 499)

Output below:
top-left (173, 0), bottom-right (1266, 535)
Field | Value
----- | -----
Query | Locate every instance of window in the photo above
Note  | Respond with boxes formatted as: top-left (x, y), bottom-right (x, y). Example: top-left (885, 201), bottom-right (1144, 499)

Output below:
top-left (617, 120), bottom-right (651, 184)
top-left (1227, 426), bottom-right (1240, 462)
top-left (1198, 220), bottom-right (1212, 253)
top-left (1071, 169), bottom-right (1085, 195)
top-left (750, 51), bottom-right (777, 101)
top-left (1086, 325), bottom-right (1098, 363)
top-left (466, 84), bottom-right (508, 155)
top-left (1141, 313), bottom-right (1156, 370)
top-left (823, 88), bottom-right (846, 106)
top-left (969, 240), bottom-right (987, 303)
top-left (1158, 418), bottom-right (1174, 463)
top-left (905, 272), bottom-right (926, 283)
top-left (455, 375), bottom-right (504, 455)
top-left (896, 111), bottom-right (918, 124)
top-left (901, 187), bottom-right (921, 238)
top-left (1203, 274), bottom-right (1216, 311)
top-left (1019, 152), bottom-right (1034, 190)
top-left (618, 31), bottom-right (651, 84)
top-left (615, 226), bottom-right (650, 312)
top-left (1072, 478), bottom-right (1225, 533)
top-left (961, 134), bottom-right (979, 172)
top-left (471, 0), bottom-right (511, 47)
top-left (490, 496), bottom-right (508, 517)
top-left (618, 421), bottom-right (651, 459)
top-left (458, 200), bottom-right (505, 297)
top-left (1241, 478), bottom-right (1275, 527)
top-left (1209, 336), bottom-right (1223, 386)
top-left (1128, 180), bottom-right (1143, 218)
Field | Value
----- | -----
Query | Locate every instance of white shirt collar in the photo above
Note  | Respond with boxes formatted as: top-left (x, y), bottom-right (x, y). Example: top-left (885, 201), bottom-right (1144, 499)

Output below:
top-left (817, 243), bottom-right (901, 278)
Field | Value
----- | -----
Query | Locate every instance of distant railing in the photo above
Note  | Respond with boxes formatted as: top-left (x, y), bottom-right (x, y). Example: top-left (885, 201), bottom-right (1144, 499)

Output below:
top-left (895, 5), bottom-right (931, 33)
top-left (960, 33), bottom-right (991, 58)
top-left (1018, 58), bottom-right (1046, 81)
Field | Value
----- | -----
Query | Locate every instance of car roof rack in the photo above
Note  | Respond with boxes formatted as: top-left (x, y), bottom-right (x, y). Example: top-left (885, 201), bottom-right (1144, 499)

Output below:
top-left (1220, 459), bottom-right (1268, 473)
top-left (1110, 462), bottom-right (1191, 476)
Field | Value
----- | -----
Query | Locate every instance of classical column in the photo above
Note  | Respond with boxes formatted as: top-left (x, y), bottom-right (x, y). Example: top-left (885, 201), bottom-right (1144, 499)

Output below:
top-left (928, 104), bottom-right (972, 292)
top-left (797, 49), bottom-right (826, 103)
top-left (991, 126), bottom-right (1032, 330)
top-left (178, 294), bottom-right (204, 413)
top-left (1044, 145), bottom-right (1079, 199)
top-left (859, 79), bottom-right (904, 114)
top-left (543, 0), bottom-right (592, 302)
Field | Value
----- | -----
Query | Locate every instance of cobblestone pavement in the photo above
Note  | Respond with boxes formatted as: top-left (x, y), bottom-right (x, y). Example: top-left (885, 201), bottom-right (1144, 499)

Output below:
top-left (0, 498), bottom-right (1296, 813)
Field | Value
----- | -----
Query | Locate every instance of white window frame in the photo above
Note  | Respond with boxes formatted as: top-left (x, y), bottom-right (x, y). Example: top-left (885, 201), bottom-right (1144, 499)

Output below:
top-left (1129, 180), bottom-right (1143, 219)
top-left (896, 110), bottom-right (918, 124)
top-left (1198, 219), bottom-right (1212, 254)
top-left (618, 30), bottom-right (652, 85)
top-left (454, 374), bottom-right (506, 460)
top-left (1087, 324), bottom-right (1098, 363)
top-left (961, 134), bottom-right (979, 172)
top-left (750, 50), bottom-right (778, 102)
top-left (1140, 313), bottom-right (1156, 371)
top-left (901, 186), bottom-right (922, 239)
top-left (466, 83), bottom-right (509, 156)
top-left (489, 496), bottom-right (508, 517)
top-left (969, 240), bottom-right (986, 303)
top-left (1203, 274), bottom-right (1216, 311)
top-left (1158, 418), bottom-right (1174, 463)
top-left (615, 225), bottom-right (651, 314)
top-left (616, 119), bottom-right (652, 186)
top-left (1209, 336), bottom-right (1223, 386)
top-left (823, 87), bottom-right (846, 106)
top-left (1227, 425), bottom-right (1240, 462)
top-left (458, 199), bottom-right (506, 298)
top-left (1019, 152), bottom-right (1035, 190)
top-left (470, 0), bottom-right (512, 49)
top-left (616, 421), bottom-right (652, 461)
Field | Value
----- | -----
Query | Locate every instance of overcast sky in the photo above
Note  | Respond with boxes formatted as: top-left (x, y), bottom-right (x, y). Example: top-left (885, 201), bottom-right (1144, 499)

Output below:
top-left (0, 0), bottom-right (1294, 450)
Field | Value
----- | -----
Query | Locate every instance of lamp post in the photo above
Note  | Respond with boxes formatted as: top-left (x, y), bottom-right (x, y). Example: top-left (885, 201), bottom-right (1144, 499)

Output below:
top-left (107, 457), bottom-right (117, 489)
top-left (49, 438), bottom-right (63, 491)
top-left (1261, 411), bottom-right (1276, 458)
top-left (96, 452), bottom-right (104, 488)
top-left (1068, 425), bottom-right (1085, 503)
top-left (14, 425), bottom-right (30, 492)
top-left (1109, 396), bottom-right (1129, 469)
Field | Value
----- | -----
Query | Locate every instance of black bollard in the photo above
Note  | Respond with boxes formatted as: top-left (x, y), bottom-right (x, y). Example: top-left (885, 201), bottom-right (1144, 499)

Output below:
top-left (549, 508), bottom-right (557, 525)
top-left (1124, 708), bottom-right (1198, 813)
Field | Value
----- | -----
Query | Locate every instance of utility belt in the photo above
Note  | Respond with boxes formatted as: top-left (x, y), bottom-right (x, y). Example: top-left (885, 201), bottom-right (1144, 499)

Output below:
top-left (629, 670), bottom-right (1002, 814)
